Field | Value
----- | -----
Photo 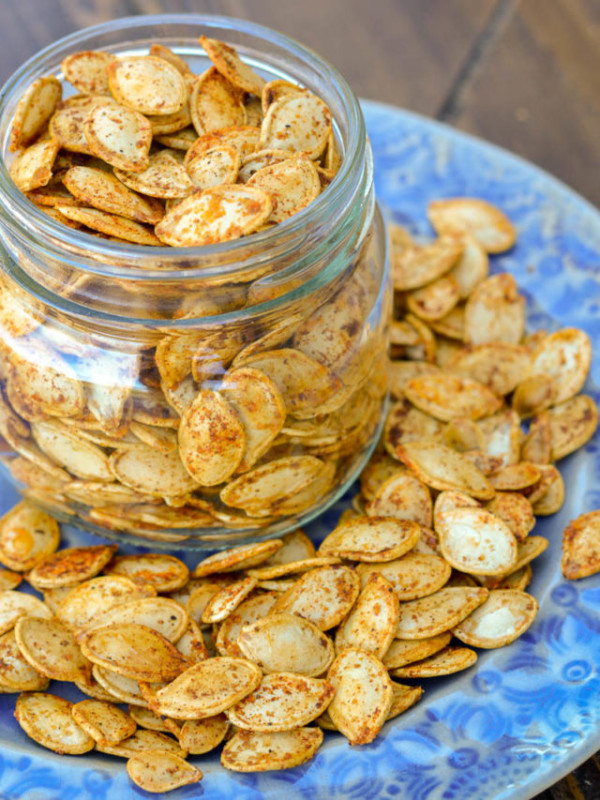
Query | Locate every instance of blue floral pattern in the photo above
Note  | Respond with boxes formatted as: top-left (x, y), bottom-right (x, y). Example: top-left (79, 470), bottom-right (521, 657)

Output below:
top-left (0, 100), bottom-right (598, 799)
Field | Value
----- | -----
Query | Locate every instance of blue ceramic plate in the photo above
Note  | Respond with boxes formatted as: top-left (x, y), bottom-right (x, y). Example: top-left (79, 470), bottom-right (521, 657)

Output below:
top-left (0, 100), bottom-right (598, 800)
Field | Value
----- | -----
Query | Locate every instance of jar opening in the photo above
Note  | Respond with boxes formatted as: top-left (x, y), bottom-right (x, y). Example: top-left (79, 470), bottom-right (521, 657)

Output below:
top-left (0, 14), bottom-right (367, 290)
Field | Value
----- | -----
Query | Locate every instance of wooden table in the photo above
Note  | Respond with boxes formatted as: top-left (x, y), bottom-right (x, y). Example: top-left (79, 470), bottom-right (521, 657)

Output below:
top-left (0, 1), bottom-right (598, 797)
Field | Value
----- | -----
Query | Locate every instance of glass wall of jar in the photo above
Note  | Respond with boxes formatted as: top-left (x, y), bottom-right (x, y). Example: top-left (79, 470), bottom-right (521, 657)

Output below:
top-left (0, 15), bottom-right (389, 547)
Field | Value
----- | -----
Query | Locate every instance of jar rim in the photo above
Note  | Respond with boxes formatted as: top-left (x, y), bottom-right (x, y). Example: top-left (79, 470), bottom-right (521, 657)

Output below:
top-left (0, 13), bottom-right (366, 284)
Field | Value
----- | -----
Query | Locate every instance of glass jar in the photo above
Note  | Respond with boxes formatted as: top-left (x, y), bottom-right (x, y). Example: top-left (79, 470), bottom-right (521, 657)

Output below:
top-left (0, 14), bottom-right (389, 548)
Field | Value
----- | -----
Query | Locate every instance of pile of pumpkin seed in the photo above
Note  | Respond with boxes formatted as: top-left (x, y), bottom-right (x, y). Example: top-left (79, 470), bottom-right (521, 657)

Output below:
top-left (0, 297), bottom-right (597, 794)
top-left (8, 36), bottom-right (339, 246)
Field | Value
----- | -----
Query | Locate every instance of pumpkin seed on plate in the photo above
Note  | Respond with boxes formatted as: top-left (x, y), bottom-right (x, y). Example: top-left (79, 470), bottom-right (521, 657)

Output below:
top-left (0, 591), bottom-right (52, 635)
top-left (192, 539), bottom-right (283, 577)
top-left (318, 516), bottom-right (421, 562)
top-left (391, 645), bottom-right (478, 678)
top-left (92, 665), bottom-right (153, 708)
top-left (0, 630), bottom-right (49, 691)
top-left (387, 682), bottom-right (424, 720)
top-left (186, 577), bottom-right (235, 628)
top-left (512, 375), bottom-right (554, 418)
top-left (561, 510), bottom-right (600, 580)
top-left (406, 274), bottom-right (461, 321)
top-left (383, 399), bottom-right (444, 456)
top-left (201, 576), bottom-right (257, 624)
top-left (0, 569), bottom-right (22, 591)
top-left (395, 586), bottom-right (488, 639)
top-left (79, 623), bottom-right (188, 682)
top-left (357, 551), bottom-right (452, 601)
top-left (56, 575), bottom-right (154, 631)
top-left (221, 727), bottom-right (323, 772)
top-left (128, 705), bottom-right (179, 734)
top-left (226, 672), bottom-right (334, 731)
top-left (175, 619), bottom-right (210, 663)
top-left (71, 699), bottom-right (136, 746)
top-left (335, 573), bottom-right (399, 658)
top-left (271, 564), bottom-right (360, 630)
top-left (148, 657), bottom-right (262, 719)
top-left (436, 506), bottom-right (518, 576)
top-left (486, 492), bottom-right (535, 540)
top-left (179, 714), bottom-right (229, 754)
top-left (103, 553), bottom-right (189, 592)
top-left (383, 632), bottom-right (453, 669)
top-left (428, 198), bottom-right (516, 253)
top-left (14, 616), bottom-right (90, 682)
top-left (215, 592), bottom-right (278, 658)
top-left (396, 440), bottom-right (495, 500)
top-left (126, 750), bottom-right (202, 793)
top-left (245, 556), bottom-right (341, 580)
top-left (449, 342), bottom-right (530, 396)
top-left (85, 596), bottom-right (188, 641)
top-left (97, 727), bottom-right (185, 758)
top-left (15, 692), bottom-right (95, 754)
top-left (27, 544), bottom-right (117, 589)
top-left (464, 273), bottom-right (525, 345)
top-left (360, 452), bottom-right (404, 502)
top-left (453, 589), bottom-right (538, 648)
top-left (0, 500), bottom-right (60, 572)
top-left (258, 530), bottom-right (315, 566)
top-left (327, 647), bottom-right (392, 745)
top-left (391, 237), bottom-right (463, 292)
top-left (238, 612), bottom-right (334, 676)
top-left (546, 395), bottom-right (598, 460)
top-left (404, 373), bottom-right (502, 421)
top-left (366, 469), bottom-right (433, 527)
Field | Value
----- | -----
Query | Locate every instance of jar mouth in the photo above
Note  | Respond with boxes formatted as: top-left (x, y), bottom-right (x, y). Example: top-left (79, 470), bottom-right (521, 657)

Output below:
top-left (0, 13), bottom-right (366, 283)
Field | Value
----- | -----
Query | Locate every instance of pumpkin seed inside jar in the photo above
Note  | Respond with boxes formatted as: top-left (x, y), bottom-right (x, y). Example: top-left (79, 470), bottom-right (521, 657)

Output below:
top-left (0, 17), bottom-right (389, 546)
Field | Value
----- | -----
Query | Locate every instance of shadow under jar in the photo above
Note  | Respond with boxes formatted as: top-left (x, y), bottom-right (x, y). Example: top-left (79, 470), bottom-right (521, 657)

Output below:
top-left (0, 14), bottom-right (389, 548)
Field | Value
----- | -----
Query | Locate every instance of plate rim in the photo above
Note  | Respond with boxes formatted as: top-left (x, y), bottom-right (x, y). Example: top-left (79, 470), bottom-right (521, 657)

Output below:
top-left (361, 97), bottom-right (600, 220)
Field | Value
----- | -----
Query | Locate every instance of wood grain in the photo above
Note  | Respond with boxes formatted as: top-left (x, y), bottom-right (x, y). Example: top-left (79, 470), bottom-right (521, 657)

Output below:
top-left (1, 0), bottom-right (598, 204)
top-left (1, 0), bottom-right (499, 114)
top-left (448, 0), bottom-right (600, 206)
